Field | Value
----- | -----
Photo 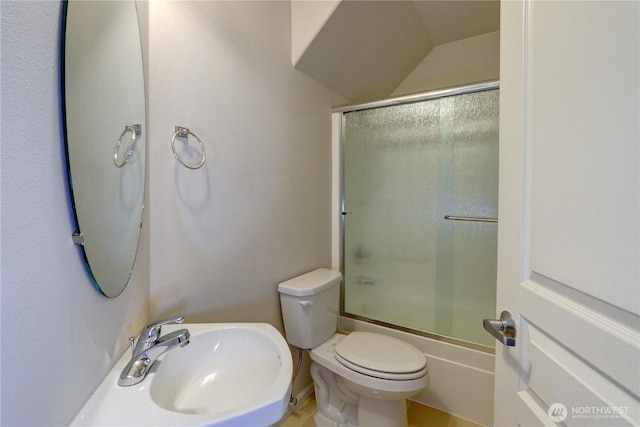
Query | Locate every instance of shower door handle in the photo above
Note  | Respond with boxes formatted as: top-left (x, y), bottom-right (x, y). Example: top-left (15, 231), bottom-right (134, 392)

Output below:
top-left (483, 311), bottom-right (516, 346)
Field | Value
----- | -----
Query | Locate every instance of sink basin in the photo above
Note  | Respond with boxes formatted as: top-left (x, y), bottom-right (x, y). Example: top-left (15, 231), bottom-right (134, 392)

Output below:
top-left (71, 323), bottom-right (293, 426)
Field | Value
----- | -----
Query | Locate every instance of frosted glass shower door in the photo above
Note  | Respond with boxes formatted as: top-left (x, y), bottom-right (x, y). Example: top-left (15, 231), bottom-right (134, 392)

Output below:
top-left (342, 89), bottom-right (499, 348)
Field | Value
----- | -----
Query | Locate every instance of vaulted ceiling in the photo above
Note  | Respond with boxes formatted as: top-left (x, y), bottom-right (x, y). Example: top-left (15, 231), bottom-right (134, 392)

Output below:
top-left (293, 1), bottom-right (500, 102)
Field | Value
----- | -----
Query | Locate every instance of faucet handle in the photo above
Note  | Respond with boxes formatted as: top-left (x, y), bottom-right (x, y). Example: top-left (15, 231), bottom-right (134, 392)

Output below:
top-left (140, 316), bottom-right (185, 343)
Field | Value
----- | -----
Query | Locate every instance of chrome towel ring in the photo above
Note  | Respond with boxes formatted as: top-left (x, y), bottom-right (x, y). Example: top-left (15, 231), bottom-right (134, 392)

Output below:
top-left (114, 124), bottom-right (141, 168)
top-left (171, 126), bottom-right (206, 170)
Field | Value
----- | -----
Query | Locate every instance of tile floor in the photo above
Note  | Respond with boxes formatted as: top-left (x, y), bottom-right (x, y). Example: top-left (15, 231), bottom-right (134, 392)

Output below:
top-left (280, 394), bottom-right (483, 427)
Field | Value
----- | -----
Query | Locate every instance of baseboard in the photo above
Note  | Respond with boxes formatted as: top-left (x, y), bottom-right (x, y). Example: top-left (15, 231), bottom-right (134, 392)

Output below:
top-left (275, 382), bottom-right (315, 426)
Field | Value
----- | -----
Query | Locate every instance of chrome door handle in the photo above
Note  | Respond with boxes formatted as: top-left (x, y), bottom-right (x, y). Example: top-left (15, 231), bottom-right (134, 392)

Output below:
top-left (483, 311), bottom-right (516, 346)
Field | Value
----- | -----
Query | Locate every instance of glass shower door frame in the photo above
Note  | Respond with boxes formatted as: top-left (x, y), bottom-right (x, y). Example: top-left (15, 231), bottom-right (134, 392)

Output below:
top-left (336, 80), bottom-right (500, 354)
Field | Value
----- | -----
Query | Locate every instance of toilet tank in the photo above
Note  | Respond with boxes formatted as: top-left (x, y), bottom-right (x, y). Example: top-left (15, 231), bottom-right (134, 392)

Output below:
top-left (278, 269), bottom-right (342, 349)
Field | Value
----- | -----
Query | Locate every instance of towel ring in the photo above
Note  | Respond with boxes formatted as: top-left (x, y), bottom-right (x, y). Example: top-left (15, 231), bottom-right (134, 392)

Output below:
top-left (114, 124), bottom-right (141, 168)
top-left (171, 126), bottom-right (206, 170)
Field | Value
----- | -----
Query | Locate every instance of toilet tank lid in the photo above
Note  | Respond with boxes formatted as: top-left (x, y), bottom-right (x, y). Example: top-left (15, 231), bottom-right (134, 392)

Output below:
top-left (278, 269), bottom-right (342, 296)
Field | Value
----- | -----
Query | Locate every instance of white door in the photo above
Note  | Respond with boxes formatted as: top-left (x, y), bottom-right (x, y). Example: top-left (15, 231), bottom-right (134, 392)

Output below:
top-left (494, 1), bottom-right (639, 426)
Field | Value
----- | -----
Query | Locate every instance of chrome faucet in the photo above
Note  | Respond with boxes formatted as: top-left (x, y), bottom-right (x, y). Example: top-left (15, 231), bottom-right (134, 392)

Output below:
top-left (118, 316), bottom-right (190, 387)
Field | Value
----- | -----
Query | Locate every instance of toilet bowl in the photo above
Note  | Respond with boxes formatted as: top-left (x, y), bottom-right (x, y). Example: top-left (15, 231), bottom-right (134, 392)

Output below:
top-left (278, 269), bottom-right (429, 427)
top-left (311, 333), bottom-right (429, 427)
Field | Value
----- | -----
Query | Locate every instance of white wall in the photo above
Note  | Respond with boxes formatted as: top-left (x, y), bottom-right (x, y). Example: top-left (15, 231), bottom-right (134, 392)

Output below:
top-left (0, 1), bottom-right (149, 425)
top-left (147, 0), bottom-right (337, 393)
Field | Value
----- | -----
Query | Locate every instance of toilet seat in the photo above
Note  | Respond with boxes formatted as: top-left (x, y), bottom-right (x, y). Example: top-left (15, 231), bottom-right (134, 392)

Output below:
top-left (334, 332), bottom-right (427, 380)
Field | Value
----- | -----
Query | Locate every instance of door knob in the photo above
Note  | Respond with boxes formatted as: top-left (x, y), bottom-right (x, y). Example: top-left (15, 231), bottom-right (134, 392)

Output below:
top-left (483, 311), bottom-right (516, 346)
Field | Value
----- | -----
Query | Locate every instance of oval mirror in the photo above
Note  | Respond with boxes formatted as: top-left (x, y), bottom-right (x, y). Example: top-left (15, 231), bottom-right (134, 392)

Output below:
top-left (62, 0), bottom-right (146, 297)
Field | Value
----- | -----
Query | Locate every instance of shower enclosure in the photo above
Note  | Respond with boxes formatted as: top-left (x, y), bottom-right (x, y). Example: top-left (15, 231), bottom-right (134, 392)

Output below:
top-left (339, 83), bottom-right (499, 350)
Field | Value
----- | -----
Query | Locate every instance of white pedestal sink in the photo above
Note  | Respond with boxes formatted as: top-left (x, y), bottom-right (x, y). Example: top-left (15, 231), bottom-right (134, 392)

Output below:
top-left (71, 323), bottom-right (293, 426)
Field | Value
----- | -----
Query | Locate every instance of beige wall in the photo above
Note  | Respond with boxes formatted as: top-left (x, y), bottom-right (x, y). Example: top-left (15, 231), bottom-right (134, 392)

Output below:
top-left (291, 0), bottom-right (340, 66)
top-left (147, 0), bottom-right (337, 394)
top-left (392, 31), bottom-right (500, 97)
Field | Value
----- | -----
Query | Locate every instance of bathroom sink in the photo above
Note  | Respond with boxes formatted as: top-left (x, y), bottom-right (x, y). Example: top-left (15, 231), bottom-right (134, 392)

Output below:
top-left (71, 323), bottom-right (293, 427)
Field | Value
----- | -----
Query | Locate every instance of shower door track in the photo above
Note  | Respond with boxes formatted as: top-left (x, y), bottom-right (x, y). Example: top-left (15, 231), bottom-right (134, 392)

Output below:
top-left (337, 80), bottom-right (500, 354)
top-left (340, 311), bottom-right (495, 354)
top-left (333, 80), bottom-right (499, 113)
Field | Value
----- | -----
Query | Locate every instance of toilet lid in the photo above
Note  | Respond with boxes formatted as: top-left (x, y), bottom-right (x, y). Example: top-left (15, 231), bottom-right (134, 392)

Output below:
top-left (335, 332), bottom-right (427, 380)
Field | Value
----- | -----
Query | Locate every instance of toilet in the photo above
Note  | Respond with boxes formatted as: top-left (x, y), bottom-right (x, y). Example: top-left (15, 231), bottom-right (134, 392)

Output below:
top-left (278, 269), bottom-right (429, 427)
